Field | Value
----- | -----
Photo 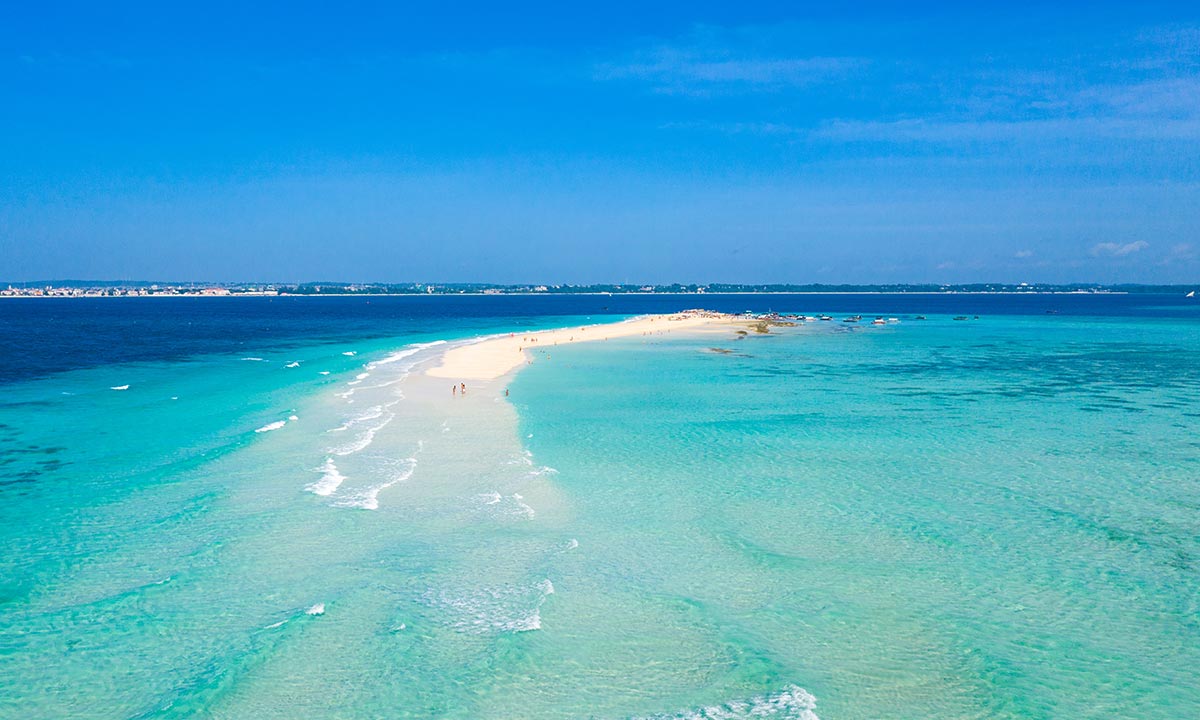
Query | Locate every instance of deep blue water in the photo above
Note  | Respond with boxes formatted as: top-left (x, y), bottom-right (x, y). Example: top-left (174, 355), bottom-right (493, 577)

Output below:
top-left (1, 293), bottom-right (1195, 383)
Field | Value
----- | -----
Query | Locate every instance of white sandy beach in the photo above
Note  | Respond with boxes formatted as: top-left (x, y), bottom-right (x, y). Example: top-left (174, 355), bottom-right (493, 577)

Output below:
top-left (427, 311), bottom-right (740, 380)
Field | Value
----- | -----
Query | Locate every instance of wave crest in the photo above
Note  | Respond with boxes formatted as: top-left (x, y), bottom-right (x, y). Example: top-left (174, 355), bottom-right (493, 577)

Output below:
top-left (633, 685), bottom-right (819, 720)
top-left (420, 578), bottom-right (555, 634)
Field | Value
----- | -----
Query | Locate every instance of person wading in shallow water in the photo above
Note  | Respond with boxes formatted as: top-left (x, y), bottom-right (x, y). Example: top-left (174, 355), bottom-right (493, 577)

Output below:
top-left (452, 385), bottom-right (456, 396)
top-left (460, 382), bottom-right (466, 395)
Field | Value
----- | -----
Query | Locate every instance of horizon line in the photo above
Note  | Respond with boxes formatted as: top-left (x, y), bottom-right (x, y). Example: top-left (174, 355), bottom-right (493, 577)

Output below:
top-left (4, 280), bottom-right (1197, 288)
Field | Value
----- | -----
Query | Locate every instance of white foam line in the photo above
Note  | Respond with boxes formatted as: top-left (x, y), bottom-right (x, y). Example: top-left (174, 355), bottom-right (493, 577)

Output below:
top-left (632, 685), bottom-right (819, 720)
top-left (339, 373), bottom-right (408, 399)
top-left (365, 340), bottom-right (447, 369)
top-left (420, 578), bottom-right (555, 634)
top-left (331, 340), bottom-right (451, 401)
top-left (359, 376), bottom-right (408, 392)
top-left (306, 457), bottom-right (347, 496)
top-left (329, 413), bottom-right (394, 456)
top-left (479, 492), bottom-right (536, 518)
top-left (513, 493), bottom-right (535, 518)
top-left (255, 420), bottom-right (287, 433)
top-left (327, 405), bottom-right (385, 433)
top-left (334, 457), bottom-right (416, 510)
top-left (327, 397), bottom-right (401, 448)
top-left (338, 364), bottom-right (412, 398)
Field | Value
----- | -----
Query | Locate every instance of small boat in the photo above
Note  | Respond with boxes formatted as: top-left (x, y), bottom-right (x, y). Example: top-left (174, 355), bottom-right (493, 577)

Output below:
top-left (872, 318), bottom-right (886, 325)
top-left (819, 315), bottom-right (833, 321)
top-left (915, 315), bottom-right (926, 320)
top-left (953, 316), bottom-right (969, 321)
top-left (1188, 291), bottom-right (1196, 298)
top-left (843, 315), bottom-right (861, 323)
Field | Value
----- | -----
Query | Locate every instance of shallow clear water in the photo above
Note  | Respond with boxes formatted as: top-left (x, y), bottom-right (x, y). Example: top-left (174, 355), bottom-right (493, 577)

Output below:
top-left (1, 297), bottom-right (1198, 718)
top-left (515, 314), bottom-right (1200, 718)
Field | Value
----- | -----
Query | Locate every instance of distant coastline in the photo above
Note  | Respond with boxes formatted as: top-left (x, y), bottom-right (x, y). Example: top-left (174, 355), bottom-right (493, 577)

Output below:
top-left (0, 291), bottom-right (1143, 298)
top-left (3, 281), bottom-right (1195, 298)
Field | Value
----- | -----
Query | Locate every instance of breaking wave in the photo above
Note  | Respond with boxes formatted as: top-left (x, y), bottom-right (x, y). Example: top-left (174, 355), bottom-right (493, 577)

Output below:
top-left (631, 685), bottom-right (819, 720)
top-left (329, 412), bottom-right (394, 456)
top-left (306, 457), bottom-right (346, 496)
top-left (332, 456), bottom-right (417, 510)
top-left (420, 579), bottom-right (555, 634)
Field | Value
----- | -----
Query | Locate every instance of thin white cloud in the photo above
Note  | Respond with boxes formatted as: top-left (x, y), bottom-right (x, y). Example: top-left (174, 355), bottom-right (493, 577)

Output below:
top-left (1074, 78), bottom-right (1200, 118)
top-left (812, 115), bottom-right (1200, 143)
top-left (1090, 240), bottom-right (1149, 257)
top-left (1014, 250), bottom-right (1034, 258)
top-left (605, 52), bottom-right (857, 84)
top-left (659, 120), bottom-right (803, 136)
top-left (596, 29), bottom-right (862, 96)
top-left (649, 22), bottom-right (1200, 144)
top-left (1166, 242), bottom-right (1196, 260)
top-left (1127, 25), bottom-right (1200, 70)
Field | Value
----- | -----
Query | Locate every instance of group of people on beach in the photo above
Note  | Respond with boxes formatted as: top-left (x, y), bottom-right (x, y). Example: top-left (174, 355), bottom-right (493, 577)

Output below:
top-left (451, 382), bottom-right (509, 398)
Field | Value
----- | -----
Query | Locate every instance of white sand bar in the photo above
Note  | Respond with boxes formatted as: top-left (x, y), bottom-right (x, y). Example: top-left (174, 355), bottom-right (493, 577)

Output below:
top-left (427, 311), bottom-right (740, 381)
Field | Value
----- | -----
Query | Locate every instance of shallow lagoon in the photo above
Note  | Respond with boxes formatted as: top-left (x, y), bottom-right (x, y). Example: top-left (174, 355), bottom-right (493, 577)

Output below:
top-left (1, 296), bottom-right (1198, 718)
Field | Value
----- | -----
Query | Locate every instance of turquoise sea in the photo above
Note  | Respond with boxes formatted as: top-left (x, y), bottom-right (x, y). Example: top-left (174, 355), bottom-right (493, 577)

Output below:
top-left (1, 295), bottom-right (1198, 719)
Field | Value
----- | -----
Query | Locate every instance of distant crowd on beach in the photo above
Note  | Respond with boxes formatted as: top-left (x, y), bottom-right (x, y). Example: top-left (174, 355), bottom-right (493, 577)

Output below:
top-left (451, 382), bottom-right (509, 397)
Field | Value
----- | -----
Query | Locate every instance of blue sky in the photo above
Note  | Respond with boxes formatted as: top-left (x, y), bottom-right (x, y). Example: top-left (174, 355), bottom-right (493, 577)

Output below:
top-left (2, 2), bottom-right (1198, 283)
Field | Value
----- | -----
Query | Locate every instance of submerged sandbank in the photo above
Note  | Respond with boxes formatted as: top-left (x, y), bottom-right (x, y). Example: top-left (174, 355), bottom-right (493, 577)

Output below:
top-left (427, 310), bottom-right (741, 381)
